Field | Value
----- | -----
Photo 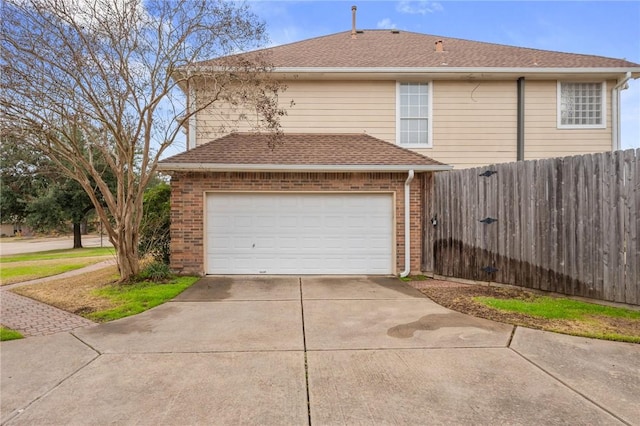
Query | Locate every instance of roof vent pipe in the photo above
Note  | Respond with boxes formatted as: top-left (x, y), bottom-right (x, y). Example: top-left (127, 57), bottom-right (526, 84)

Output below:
top-left (435, 40), bottom-right (444, 52)
top-left (351, 6), bottom-right (357, 38)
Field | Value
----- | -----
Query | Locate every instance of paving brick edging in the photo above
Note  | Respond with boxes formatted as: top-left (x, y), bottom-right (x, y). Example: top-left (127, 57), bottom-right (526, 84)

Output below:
top-left (0, 291), bottom-right (95, 337)
top-left (0, 261), bottom-right (115, 337)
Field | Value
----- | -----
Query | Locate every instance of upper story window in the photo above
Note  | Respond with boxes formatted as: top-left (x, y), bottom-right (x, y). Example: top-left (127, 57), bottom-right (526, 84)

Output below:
top-left (557, 82), bottom-right (606, 129)
top-left (397, 82), bottom-right (432, 147)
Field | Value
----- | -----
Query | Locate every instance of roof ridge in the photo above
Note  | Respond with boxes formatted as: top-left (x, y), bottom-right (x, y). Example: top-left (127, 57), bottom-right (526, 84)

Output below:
top-left (195, 31), bottom-right (354, 65)
top-left (195, 28), bottom-right (639, 69)
top-left (333, 29), bottom-right (638, 63)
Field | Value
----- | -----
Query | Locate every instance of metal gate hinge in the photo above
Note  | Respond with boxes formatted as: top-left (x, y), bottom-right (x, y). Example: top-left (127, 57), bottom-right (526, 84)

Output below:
top-left (480, 217), bottom-right (498, 224)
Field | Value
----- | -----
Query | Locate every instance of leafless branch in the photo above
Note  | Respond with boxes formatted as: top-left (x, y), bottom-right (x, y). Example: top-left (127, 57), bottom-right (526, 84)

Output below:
top-left (1, 0), bottom-right (285, 280)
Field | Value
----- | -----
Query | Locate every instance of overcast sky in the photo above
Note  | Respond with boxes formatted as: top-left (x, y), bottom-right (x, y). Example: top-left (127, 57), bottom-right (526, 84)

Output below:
top-left (246, 0), bottom-right (640, 149)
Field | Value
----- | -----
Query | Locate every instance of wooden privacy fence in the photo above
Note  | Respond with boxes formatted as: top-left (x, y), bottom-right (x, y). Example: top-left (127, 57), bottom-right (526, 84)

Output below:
top-left (423, 149), bottom-right (639, 305)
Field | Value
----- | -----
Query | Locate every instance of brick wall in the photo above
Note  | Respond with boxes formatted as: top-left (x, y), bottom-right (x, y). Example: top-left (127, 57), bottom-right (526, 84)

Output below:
top-left (169, 171), bottom-right (427, 275)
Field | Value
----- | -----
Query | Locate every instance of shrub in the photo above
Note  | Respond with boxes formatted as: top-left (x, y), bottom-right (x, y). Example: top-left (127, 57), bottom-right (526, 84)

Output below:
top-left (139, 261), bottom-right (172, 282)
top-left (139, 182), bottom-right (170, 264)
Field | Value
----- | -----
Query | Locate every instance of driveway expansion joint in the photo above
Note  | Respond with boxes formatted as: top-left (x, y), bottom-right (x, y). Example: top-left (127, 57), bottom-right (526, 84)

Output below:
top-left (299, 277), bottom-right (312, 426)
top-left (305, 346), bottom-right (513, 353)
top-left (4, 350), bottom-right (102, 425)
top-left (70, 331), bottom-right (103, 355)
top-left (91, 349), bottom-right (307, 355)
top-left (508, 346), bottom-right (629, 425)
top-left (506, 325), bottom-right (517, 347)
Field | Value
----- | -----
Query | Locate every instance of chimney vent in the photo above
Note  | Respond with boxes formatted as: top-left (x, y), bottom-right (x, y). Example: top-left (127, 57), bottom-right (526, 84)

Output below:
top-left (435, 40), bottom-right (444, 52)
top-left (351, 6), bottom-right (357, 39)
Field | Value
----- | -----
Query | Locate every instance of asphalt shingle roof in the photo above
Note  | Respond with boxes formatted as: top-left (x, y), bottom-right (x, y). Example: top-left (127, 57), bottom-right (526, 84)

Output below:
top-left (159, 133), bottom-right (445, 168)
top-left (202, 30), bottom-right (639, 69)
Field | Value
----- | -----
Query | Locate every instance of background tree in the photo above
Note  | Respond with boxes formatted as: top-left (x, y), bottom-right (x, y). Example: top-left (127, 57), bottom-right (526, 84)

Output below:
top-left (1, 0), bottom-right (285, 280)
top-left (1, 133), bottom-right (116, 248)
top-left (0, 135), bottom-right (50, 227)
top-left (26, 180), bottom-right (95, 248)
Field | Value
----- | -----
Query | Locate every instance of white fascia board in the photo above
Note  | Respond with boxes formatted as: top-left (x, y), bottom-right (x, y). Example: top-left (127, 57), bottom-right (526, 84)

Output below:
top-left (272, 66), bottom-right (640, 75)
top-left (157, 163), bottom-right (453, 172)
top-left (178, 64), bottom-right (640, 79)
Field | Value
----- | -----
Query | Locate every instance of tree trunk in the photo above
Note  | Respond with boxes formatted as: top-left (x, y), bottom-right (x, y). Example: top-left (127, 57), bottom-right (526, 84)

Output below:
top-left (115, 227), bottom-right (141, 282)
top-left (116, 248), bottom-right (140, 281)
top-left (73, 222), bottom-right (83, 248)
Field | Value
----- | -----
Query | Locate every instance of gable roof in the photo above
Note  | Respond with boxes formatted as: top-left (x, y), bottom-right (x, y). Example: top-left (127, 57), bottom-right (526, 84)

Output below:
top-left (200, 30), bottom-right (639, 70)
top-left (158, 133), bottom-right (451, 172)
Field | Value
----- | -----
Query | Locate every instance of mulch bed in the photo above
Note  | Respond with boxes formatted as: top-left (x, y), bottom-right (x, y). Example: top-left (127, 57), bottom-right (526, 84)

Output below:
top-left (406, 279), bottom-right (640, 342)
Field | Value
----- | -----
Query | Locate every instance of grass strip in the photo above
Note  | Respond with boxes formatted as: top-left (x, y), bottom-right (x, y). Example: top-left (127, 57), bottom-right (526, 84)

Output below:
top-left (0, 326), bottom-right (24, 341)
top-left (0, 256), bottom-right (112, 285)
top-left (474, 294), bottom-right (640, 343)
top-left (88, 276), bottom-right (199, 322)
top-left (1, 247), bottom-right (114, 263)
top-left (475, 296), bottom-right (640, 320)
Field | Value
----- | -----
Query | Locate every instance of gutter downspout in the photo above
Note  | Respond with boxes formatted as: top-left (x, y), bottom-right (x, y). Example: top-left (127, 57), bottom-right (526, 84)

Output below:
top-left (188, 79), bottom-right (197, 150)
top-left (517, 77), bottom-right (525, 161)
top-left (400, 169), bottom-right (415, 278)
top-left (612, 72), bottom-right (632, 151)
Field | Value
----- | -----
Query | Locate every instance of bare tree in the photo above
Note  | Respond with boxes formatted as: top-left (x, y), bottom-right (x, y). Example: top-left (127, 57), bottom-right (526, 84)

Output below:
top-left (1, 0), bottom-right (285, 280)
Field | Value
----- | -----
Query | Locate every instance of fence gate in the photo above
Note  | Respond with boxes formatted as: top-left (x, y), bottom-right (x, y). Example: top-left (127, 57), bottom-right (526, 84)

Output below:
top-left (423, 149), bottom-right (639, 306)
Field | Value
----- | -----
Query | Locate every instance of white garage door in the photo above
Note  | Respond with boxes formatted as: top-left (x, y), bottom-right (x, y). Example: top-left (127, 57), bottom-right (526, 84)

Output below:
top-left (206, 193), bottom-right (393, 274)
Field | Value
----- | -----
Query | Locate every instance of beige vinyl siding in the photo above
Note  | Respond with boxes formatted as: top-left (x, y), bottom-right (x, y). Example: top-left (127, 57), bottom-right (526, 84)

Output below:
top-left (412, 80), bottom-right (517, 169)
top-left (280, 81), bottom-right (396, 139)
top-left (195, 80), bottom-right (396, 145)
top-left (194, 99), bottom-right (257, 143)
top-left (524, 80), bottom-right (613, 160)
top-left (193, 77), bottom-right (614, 169)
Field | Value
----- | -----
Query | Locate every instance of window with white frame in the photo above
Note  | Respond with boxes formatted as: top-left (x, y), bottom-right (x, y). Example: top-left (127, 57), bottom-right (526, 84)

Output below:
top-left (397, 82), bottom-right (432, 147)
top-left (558, 82), bottom-right (606, 129)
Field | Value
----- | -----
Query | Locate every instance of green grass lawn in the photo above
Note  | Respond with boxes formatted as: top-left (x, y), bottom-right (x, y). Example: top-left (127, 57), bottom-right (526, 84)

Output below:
top-left (87, 276), bottom-right (199, 322)
top-left (475, 295), bottom-right (640, 343)
top-left (476, 296), bottom-right (640, 321)
top-left (0, 247), bottom-right (115, 285)
top-left (1, 247), bottom-right (114, 263)
top-left (0, 326), bottom-right (24, 341)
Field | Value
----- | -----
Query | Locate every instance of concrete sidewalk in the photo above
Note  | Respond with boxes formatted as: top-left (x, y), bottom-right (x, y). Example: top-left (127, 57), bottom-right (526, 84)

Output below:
top-left (1, 276), bottom-right (638, 425)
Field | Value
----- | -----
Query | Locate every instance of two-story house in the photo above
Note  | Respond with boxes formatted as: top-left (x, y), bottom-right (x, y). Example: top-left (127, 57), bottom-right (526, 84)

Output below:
top-left (159, 22), bottom-right (640, 277)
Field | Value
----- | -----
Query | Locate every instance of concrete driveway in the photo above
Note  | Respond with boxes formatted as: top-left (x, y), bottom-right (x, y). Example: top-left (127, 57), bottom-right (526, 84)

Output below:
top-left (1, 276), bottom-right (638, 425)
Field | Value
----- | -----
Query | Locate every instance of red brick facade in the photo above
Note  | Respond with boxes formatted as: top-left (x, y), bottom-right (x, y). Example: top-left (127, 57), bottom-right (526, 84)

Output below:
top-left (169, 171), bottom-right (426, 275)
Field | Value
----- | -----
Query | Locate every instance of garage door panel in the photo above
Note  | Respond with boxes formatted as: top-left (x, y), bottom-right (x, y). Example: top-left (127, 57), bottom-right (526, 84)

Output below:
top-left (323, 237), bottom-right (343, 249)
top-left (256, 216), bottom-right (277, 228)
top-left (369, 239), bottom-right (390, 249)
top-left (324, 216), bottom-right (344, 230)
top-left (279, 216), bottom-right (299, 228)
top-left (276, 236), bottom-right (298, 249)
top-left (233, 216), bottom-right (252, 228)
top-left (301, 216), bottom-right (322, 227)
top-left (301, 237), bottom-right (320, 249)
top-left (233, 237), bottom-right (253, 249)
top-left (207, 193), bottom-right (393, 274)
